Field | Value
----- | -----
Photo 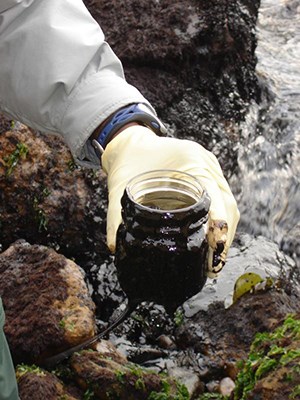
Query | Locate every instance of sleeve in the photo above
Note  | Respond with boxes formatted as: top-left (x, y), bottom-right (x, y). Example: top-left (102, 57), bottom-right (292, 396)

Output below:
top-left (0, 0), bottom-right (153, 167)
top-left (0, 298), bottom-right (19, 399)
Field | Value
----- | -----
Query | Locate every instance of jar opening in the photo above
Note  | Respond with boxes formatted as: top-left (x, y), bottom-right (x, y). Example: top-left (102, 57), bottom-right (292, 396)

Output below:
top-left (126, 170), bottom-right (205, 212)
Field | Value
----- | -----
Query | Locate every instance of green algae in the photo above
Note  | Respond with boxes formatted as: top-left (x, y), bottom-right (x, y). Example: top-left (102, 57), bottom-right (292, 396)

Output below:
top-left (234, 314), bottom-right (300, 400)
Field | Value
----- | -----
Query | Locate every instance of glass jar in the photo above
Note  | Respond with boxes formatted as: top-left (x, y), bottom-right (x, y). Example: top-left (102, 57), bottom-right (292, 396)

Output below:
top-left (115, 170), bottom-right (211, 313)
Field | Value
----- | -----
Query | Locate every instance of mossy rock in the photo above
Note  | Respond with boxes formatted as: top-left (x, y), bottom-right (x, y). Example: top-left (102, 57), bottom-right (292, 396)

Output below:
top-left (234, 314), bottom-right (300, 400)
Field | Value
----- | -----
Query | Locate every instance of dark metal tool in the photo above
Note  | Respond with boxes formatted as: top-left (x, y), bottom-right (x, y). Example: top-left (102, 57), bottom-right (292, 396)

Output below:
top-left (42, 300), bottom-right (138, 369)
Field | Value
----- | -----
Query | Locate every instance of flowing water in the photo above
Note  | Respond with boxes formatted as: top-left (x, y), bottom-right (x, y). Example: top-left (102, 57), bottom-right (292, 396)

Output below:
top-left (184, 0), bottom-right (300, 314)
top-left (234, 0), bottom-right (300, 264)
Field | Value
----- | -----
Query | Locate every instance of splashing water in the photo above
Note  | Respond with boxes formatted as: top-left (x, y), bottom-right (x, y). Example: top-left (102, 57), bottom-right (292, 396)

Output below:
top-left (185, 0), bottom-right (300, 314)
top-left (233, 0), bottom-right (300, 265)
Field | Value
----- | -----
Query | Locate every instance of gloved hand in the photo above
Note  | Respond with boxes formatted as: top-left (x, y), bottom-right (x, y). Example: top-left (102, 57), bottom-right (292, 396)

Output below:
top-left (102, 125), bottom-right (240, 278)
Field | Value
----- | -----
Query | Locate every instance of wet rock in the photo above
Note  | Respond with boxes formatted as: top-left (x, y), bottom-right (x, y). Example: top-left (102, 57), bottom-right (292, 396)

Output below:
top-left (0, 112), bottom-right (12, 134)
top-left (69, 349), bottom-right (188, 400)
top-left (219, 376), bottom-right (235, 396)
top-left (17, 366), bottom-right (82, 400)
top-left (167, 366), bottom-right (204, 398)
top-left (234, 313), bottom-right (300, 400)
top-left (0, 240), bottom-right (96, 364)
top-left (175, 286), bottom-right (300, 381)
top-left (111, 302), bottom-right (174, 346)
top-left (86, 0), bottom-right (260, 116)
top-left (247, 362), bottom-right (300, 400)
top-left (16, 339), bottom-right (192, 400)
top-left (206, 379), bottom-right (220, 393)
top-left (94, 339), bottom-right (128, 365)
top-left (87, 257), bottom-right (126, 322)
top-left (157, 334), bottom-right (176, 350)
top-left (183, 233), bottom-right (297, 316)
top-left (0, 125), bottom-right (108, 260)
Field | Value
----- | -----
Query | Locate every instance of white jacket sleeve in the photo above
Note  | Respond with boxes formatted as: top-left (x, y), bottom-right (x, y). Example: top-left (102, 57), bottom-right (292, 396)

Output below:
top-left (0, 0), bottom-right (152, 167)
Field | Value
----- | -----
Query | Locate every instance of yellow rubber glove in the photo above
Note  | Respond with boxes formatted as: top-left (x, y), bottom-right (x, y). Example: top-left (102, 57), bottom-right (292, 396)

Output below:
top-left (102, 125), bottom-right (240, 278)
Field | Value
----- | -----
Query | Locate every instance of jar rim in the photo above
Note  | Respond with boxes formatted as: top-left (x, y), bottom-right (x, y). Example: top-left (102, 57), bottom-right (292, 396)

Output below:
top-left (125, 169), bottom-right (208, 213)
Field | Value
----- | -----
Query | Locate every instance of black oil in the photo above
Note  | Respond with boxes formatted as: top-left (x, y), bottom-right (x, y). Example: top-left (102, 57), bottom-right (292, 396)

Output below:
top-left (115, 172), bottom-right (211, 314)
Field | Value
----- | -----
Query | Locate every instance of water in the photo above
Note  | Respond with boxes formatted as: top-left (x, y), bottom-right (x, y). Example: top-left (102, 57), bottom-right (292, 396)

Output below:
top-left (137, 190), bottom-right (197, 210)
top-left (127, 170), bottom-right (205, 211)
top-left (233, 0), bottom-right (300, 266)
top-left (184, 0), bottom-right (300, 314)
top-left (183, 233), bottom-right (295, 316)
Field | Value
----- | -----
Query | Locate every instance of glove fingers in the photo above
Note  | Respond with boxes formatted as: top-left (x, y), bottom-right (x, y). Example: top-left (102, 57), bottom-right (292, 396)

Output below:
top-left (106, 182), bottom-right (126, 253)
top-left (191, 171), bottom-right (239, 277)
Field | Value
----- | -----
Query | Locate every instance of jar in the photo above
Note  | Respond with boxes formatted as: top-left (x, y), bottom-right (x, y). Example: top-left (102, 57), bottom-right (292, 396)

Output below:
top-left (115, 170), bottom-right (211, 313)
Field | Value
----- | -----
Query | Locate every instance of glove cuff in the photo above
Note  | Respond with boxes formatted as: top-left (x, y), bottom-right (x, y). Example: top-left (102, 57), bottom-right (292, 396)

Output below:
top-left (91, 103), bottom-right (167, 158)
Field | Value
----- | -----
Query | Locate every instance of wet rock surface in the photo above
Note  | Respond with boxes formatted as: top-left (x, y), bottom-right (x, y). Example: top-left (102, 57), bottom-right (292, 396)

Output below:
top-left (69, 349), bottom-right (186, 400)
top-left (0, 240), bottom-right (96, 364)
top-left (176, 289), bottom-right (300, 378)
top-left (16, 345), bottom-right (190, 400)
top-left (17, 367), bottom-right (82, 400)
top-left (234, 313), bottom-right (300, 400)
top-left (0, 124), bottom-right (108, 260)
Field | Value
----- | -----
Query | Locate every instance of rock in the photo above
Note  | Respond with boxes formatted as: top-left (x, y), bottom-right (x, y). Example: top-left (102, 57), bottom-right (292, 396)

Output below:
top-left (183, 233), bottom-right (297, 316)
top-left (167, 366), bottom-right (204, 398)
top-left (219, 377), bottom-right (235, 396)
top-left (175, 285), bottom-right (300, 380)
top-left (94, 339), bottom-right (128, 365)
top-left (16, 338), bottom-right (192, 400)
top-left (248, 362), bottom-right (300, 400)
top-left (86, 0), bottom-right (260, 117)
top-left (0, 240), bottom-right (96, 364)
top-left (157, 334), bottom-right (176, 350)
top-left (16, 366), bottom-right (82, 400)
top-left (206, 380), bottom-right (220, 393)
top-left (69, 349), bottom-right (188, 400)
top-left (0, 126), bottom-right (108, 259)
top-left (234, 313), bottom-right (300, 400)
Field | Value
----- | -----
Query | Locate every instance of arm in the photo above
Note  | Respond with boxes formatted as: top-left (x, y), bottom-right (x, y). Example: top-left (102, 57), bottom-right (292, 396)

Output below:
top-left (0, 0), bottom-right (240, 275)
top-left (0, 0), bottom-right (152, 167)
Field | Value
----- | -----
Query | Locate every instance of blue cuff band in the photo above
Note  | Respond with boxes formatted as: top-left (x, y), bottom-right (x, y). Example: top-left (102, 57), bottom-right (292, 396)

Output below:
top-left (92, 103), bottom-right (167, 158)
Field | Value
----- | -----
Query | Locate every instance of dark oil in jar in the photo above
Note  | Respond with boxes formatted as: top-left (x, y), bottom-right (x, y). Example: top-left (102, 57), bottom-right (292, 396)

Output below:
top-left (115, 170), bottom-right (211, 313)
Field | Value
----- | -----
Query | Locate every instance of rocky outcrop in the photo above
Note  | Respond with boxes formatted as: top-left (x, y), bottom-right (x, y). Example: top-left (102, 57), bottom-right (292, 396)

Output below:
top-left (85, 0), bottom-right (261, 176)
top-left (0, 240), bottom-right (96, 364)
top-left (17, 366), bottom-right (82, 400)
top-left (234, 313), bottom-right (300, 400)
top-left (0, 125), bottom-right (108, 259)
top-left (17, 346), bottom-right (190, 400)
top-left (70, 349), bottom-right (188, 400)
top-left (175, 288), bottom-right (300, 380)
